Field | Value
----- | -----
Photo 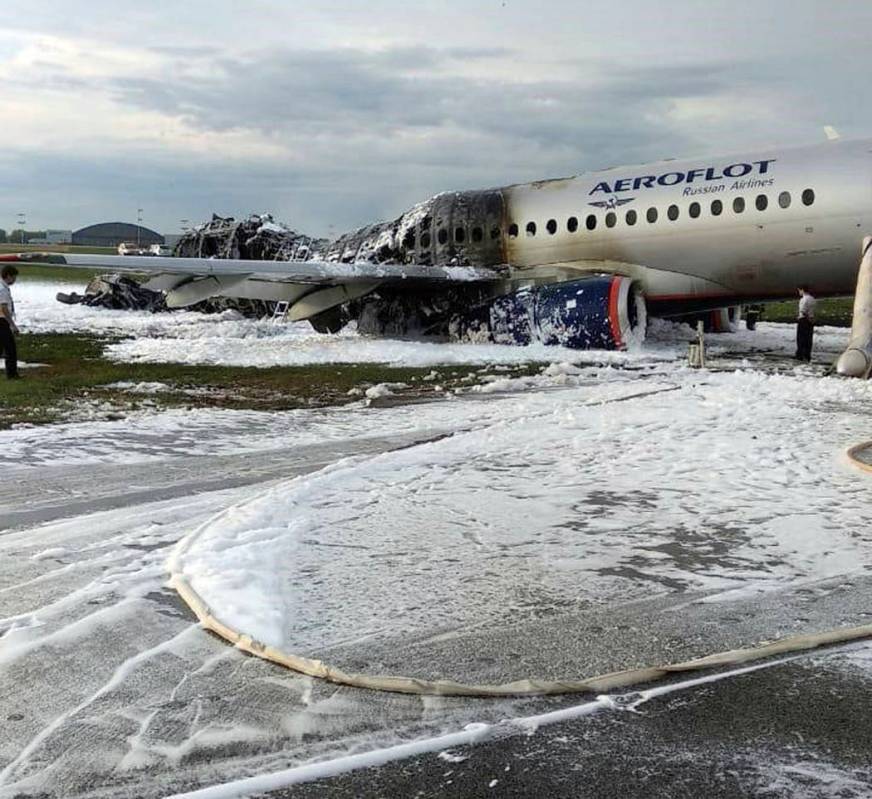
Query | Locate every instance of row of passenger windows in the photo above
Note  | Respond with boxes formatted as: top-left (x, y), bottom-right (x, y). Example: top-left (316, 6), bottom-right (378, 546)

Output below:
top-left (507, 189), bottom-right (815, 238)
top-left (414, 225), bottom-right (501, 248)
top-left (404, 189), bottom-right (815, 248)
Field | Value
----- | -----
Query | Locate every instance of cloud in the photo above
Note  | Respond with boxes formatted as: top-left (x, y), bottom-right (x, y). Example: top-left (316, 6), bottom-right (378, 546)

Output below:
top-left (0, 2), bottom-right (870, 235)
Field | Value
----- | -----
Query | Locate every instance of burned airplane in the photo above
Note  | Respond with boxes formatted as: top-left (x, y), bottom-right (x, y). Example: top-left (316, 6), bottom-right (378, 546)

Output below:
top-left (5, 138), bottom-right (872, 369)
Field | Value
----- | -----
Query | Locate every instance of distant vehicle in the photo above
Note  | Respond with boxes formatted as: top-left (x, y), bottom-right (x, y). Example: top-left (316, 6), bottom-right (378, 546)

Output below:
top-left (117, 242), bottom-right (145, 256)
top-left (148, 244), bottom-right (172, 256)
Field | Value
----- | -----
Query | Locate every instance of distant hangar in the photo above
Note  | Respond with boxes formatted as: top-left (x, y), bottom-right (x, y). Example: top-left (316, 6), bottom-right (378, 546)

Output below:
top-left (72, 222), bottom-right (164, 248)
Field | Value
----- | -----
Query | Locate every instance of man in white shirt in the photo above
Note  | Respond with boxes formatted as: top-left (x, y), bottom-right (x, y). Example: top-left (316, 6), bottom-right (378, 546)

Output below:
top-left (0, 265), bottom-right (20, 379)
top-left (796, 285), bottom-right (816, 362)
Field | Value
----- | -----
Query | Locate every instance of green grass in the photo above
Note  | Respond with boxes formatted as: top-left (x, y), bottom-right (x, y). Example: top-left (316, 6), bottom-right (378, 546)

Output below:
top-left (3, 244), bottom-right (119, 282)
top-left (0, 332), bottom-right (529, 429)
top-left (15, 264), bottom-right (103, 283)
top-left (761, 297), bottom-right (854, 327)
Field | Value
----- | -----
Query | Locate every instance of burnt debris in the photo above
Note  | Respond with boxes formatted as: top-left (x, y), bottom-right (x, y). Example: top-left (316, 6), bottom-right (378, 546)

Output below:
top-left (174, 214), bottom-right (328, 261)
top-left (175, 195), bottom-right (507, 270)
top-left (323, 189), bottom-right (506, 268)
top-left (56, 274), bottom-right (274, 318)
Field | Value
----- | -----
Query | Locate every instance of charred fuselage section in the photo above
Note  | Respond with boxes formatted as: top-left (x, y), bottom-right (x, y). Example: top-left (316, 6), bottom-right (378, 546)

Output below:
top-left (323, 189), bottom-right (507, 268)
top-left (327, 189), bottom-right (514, 339)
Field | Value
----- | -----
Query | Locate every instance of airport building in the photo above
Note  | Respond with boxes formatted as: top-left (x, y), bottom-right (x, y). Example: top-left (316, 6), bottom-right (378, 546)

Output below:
top-left (28, 229), bottom-right (74, 245)
top-left (72, 222), bottom-right (164, 248)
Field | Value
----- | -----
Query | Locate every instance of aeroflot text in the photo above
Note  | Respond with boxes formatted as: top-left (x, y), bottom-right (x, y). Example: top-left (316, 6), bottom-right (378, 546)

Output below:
top-left (588, 159), bottom-right (776, 195)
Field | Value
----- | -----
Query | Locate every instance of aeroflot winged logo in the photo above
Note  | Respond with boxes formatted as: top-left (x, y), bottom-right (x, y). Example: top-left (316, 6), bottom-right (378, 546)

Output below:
top-left (588, 158), bottom-right (777, 203)
top-left (588, 197), bottom-right (635, 210)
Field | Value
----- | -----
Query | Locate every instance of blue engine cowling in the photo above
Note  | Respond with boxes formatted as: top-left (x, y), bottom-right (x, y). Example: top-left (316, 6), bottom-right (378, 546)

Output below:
top-left (450, 275), bottom-right (646, 350)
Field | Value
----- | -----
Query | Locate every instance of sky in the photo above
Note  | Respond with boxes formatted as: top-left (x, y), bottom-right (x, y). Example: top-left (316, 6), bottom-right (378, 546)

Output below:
top-left (0, 0), bottom-right (869, 237)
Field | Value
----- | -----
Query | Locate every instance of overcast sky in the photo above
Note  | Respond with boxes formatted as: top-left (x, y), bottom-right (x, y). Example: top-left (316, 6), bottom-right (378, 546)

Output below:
top-left (0, 0), bottom-right (869, 237)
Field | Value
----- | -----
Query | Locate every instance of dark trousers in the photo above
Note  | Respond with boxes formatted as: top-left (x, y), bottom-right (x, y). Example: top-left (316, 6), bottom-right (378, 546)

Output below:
top-left (796, 318), bottom-right (814, 362)
top-left (0, 319), bottom-right (18, 378)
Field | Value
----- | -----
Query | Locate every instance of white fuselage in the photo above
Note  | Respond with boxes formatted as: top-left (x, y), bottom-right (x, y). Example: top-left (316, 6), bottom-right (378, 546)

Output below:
top-left (500, 139), bottom-right (872, 310)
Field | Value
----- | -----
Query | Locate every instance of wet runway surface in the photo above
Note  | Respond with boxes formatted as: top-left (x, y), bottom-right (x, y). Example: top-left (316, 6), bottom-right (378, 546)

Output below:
top-left (282, 646), bottom-right (872, 799)
top-left (2, 349), bottom-right (872, 798)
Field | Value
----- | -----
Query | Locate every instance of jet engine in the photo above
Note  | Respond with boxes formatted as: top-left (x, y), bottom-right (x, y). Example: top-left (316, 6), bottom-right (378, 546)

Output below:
top-left (451, 275), bottom-right (646, 350)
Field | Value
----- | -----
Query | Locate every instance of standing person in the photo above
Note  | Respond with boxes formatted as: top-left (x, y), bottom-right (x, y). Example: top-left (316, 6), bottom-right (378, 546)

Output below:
top-left (795, 285), bottom-right (816, 362)
top-left (0, 265), bottom-right (20, 379)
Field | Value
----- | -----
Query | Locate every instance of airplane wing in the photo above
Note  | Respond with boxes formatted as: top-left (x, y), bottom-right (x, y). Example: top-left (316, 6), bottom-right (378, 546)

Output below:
top-left (1, 252), bottom-right (504, 284)
top-left (1, 252), bottom-right (506, 318)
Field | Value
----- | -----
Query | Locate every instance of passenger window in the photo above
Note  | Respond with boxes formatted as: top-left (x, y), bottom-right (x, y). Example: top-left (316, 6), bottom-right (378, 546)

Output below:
top-left (472, 227), bottom-right (483, 243)
top-left (526, 221), bottom-right (537, 236)
top-left (546, 219), bottom-right (557, 235)
top-left (711, 199), bottom-right (723, 216)
top-left (802, 188), bottom-right (815, 206)
top-left (508, 223), bottom-right (519, 238)
top-left (586, 214), bottom-right (597, 231)
top-left (625, 209), bottom-right (637, 226)
top-left (490, 226), bottom-right (501, 240)
top-left (733, 197), bottom-right (745, 213)
top-left (438, 228), bottom-right (448, 244)
top-left (667, 204), bottom-right (679, 221)
top-left (646, 207), bottom-right (658, 223)
top-left (402, 230), bottom-right (416, 248)
top-left (605, 212), bottom-right (616, 228)
top-left (755, 194), bottom-right (768, 211)
top-left (567, 216), bottom-right (578, 232)
top-left (778, 191), bottom-right (791, 209)
top-left (455, 227), bottom-right (465, 243)
top-left (689, 202), bottom-right (700, 219)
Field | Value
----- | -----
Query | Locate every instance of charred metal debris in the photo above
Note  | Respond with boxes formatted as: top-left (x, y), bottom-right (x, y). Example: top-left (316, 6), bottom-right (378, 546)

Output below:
top-left (56, 274), bottom-right (274, 318)
top-left (174, 214), bottom-right (328, 261)
top-left (322, 189), bottom-right (506, 268)
top-left (58, 193), bottom-right (510, 326)
top-left (175, 192), bottom-right (508, 270)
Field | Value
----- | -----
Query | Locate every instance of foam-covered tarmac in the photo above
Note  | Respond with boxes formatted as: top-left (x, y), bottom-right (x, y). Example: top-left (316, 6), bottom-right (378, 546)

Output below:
top-left (3, 287), bottom-right (872, 797)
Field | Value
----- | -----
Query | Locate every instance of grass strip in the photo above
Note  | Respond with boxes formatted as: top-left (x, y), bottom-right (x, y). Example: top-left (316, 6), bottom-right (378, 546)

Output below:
top-left (0, 332), bottom-right (529, 429)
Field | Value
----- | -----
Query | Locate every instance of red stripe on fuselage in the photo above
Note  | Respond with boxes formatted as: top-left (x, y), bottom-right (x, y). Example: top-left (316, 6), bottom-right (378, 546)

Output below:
top-left (608, 277), bottom-right (623, 349)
